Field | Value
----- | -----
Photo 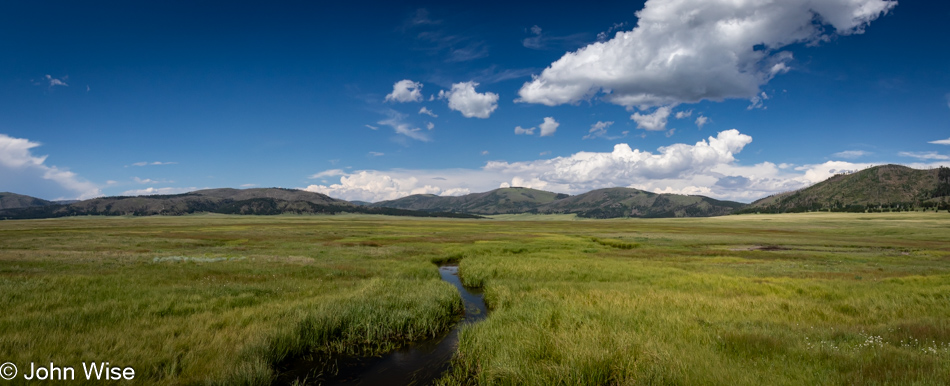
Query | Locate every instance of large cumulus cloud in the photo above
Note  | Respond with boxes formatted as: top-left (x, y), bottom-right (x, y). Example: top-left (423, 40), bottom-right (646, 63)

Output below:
top-left (517, 0), bottom-right (896, 108)
top-left (486, 129), bottom-right (752, 187)
top-left (439, 81), bottom-right (499, 118)
top-left (0, 134), bottom-right (100, 200)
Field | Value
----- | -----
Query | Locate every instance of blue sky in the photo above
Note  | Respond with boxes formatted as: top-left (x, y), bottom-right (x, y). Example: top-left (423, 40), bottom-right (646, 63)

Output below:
top-left (2, 0), bottom-right (949, 202)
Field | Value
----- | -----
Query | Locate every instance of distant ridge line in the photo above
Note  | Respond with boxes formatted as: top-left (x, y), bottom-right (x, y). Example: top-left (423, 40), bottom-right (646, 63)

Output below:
top-left (3, 165), bottom-right (949, 219)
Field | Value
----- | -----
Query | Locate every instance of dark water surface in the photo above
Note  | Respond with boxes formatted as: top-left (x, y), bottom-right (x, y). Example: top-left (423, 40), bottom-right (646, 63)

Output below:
top-left (275, 265), bottom-right (487, 385)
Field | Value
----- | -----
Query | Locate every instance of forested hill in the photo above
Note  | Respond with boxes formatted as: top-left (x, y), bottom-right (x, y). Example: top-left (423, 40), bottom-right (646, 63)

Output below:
top-left (741, 165), bottom-right (950, 213)
top-left (371, 187), bottom-right (745, 218)
top-left (370, 187), bottom-right (569, 214)
top-left (0, 188), bottom-right (479, 219)
top-left (0, 192), bottom-right (55, 210)
top-left (6, 165), bottom-right (949, 220)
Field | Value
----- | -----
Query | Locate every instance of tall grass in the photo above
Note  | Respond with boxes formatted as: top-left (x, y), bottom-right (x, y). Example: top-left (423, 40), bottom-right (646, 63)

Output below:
top-left (1, 212), bottom-right (949, 384)
top-left (438, 212), bottom-right (950, 385)
top-left (0, 215), bottom-right (461, 384)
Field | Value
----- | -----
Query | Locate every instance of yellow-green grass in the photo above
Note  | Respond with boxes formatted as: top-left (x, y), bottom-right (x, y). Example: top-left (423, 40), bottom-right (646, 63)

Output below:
top-left (0, 215), bottom-right (464, 384)
top-left (444, 212), bottom-right (950, 385)
top-left (0, 212), bottom-right (948, 385)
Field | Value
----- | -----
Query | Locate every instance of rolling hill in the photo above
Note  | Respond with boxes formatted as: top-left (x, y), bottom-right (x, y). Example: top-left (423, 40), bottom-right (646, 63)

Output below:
top-left (539, 187), bottom-right (745, 218)
top-left (370, 187), bottom-right (569, 214)
top-left (742, 164), bottom-right (950, 213)
top-left (5, 164), bottom-right (947, 220)
top-left (371, 187), bottom-right (745, 218)
top-left (0, 192), bottom-right (54, 210)
top-left (0, 188), bottom-right (479, 219)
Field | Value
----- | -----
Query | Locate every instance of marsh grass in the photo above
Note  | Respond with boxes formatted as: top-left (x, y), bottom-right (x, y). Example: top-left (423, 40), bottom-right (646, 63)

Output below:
top-left (1, 212), bottom-right (949, 384)
top-left (439, 212), bottom-right (950, 385)
top-left (0, 215), bottom-right (462, 384)
top-left (589, 237), bottom-right (639, 250)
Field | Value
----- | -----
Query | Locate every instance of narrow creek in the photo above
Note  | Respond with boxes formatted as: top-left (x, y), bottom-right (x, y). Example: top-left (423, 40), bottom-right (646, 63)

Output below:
top-left (276, 264), bottom-right (487, 385)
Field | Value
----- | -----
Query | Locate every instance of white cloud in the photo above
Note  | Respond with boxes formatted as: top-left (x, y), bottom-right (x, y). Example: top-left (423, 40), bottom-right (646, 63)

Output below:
top-left (419, 106), bottom-right (438, 117)
top-left (486, 129), bottom-right (752, 187)
top-left (832, 150), bottom-right (870, 159)
top-left (131, 161), bottom-right (176, 167)
top-left (898, 151), bottom-right (950, 161)
top-left (517, 0), bottom-right (896, 108)
top-left (378, 110), bottom-right (431, 142)
top-left (514, 117), bottom-right (559, 137)
top-left (45, 74), bottom-right (68, 88)
top-left (929, 137), bottom-right (950, 145)
top-left (597, 22), bottom-right (628, 42)
top-left (675, 110), bottom-right (692, 119)
top-left (523, 25), bottom-right (544, 49)
top-left (653, 185), bottom-right (712, 196)
top-left (426, 122), bottom-right (435, 130)
top-left (695, 115), bottom-right (709, 128)
top-left (441, 187), bottom-right (471, 196)
top-left (369, 151), bottom-right (385, 157)
top-left (365, 124), bottom-right (378, 130)
top-left (748, 91), bottom-right (770, 110)
top-left (0, 133), bottom-right (100, 200)
top-left (514, 126), bottom-right (535, 135)
top-left (481, 150), bottom-right (490, 155)
top-left (0, 135), bottom-right (46, 168)
top-left (309, 169), bottom-right (347, 179)
top-left (240, 184), bottom-right (258, 188)
top-left (384, 79), bottom-right (424, 103)
top-left (631, 106), bottom-right (672, 131)
top-left (303, 170), bottom-right (487, 202)
top-left (793, 161), bottom-right (872, 183)
top-left (300, 130), bottom-right (950, 204)
top-left (583, 121), bottom-right (616, 140)
top-left (539, 117), bottom-right (559, 137)
top-left (133, 177), bottom-right (173, 184)
top-left (438, 81), bottom-right (498, 118)
top-left (121, 187), bottom-right (197, 196)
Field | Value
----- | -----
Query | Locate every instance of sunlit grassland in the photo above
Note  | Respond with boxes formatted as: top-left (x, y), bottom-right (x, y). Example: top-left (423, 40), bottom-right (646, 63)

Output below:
top-left (1, 212), bottom-right (949, 385)
top-left (0, 215), bottom-right (465, 384)
top-left (445, 212), bottom-right (950, 385)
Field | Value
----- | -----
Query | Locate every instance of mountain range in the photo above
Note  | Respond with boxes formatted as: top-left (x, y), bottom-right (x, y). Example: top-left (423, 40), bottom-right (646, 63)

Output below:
top-left (0, 188), bottom-right (479, 220)
top-left (367, 187), bottom-right (744, 218)
top-left (3, 165), bottom-right (948, 219)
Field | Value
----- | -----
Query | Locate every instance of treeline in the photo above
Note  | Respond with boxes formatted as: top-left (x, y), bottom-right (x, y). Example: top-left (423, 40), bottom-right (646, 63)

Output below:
top-left (740, 167), bottom-right (950, 214)
top-left (0, 197), bottom-right (481, 220)
top-left (737, 200), bottom-right (950, 214)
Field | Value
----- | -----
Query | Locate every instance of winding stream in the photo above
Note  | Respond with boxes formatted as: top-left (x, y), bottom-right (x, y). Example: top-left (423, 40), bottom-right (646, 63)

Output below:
top-left (276, 265), bottom-right (487, 385)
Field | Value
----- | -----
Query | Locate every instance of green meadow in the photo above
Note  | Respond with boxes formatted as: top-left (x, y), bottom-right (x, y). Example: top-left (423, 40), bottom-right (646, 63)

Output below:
top-left (1, 212), bottom-right (948, 385)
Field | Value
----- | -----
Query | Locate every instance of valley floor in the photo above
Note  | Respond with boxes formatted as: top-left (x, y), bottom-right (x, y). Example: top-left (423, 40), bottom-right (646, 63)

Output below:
top-left (1, 212), bottom-right (948, 384)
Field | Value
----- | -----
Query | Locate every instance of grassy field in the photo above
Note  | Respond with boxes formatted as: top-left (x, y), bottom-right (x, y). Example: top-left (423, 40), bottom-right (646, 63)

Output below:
top-left (1, 212), bottom-right (948, 385)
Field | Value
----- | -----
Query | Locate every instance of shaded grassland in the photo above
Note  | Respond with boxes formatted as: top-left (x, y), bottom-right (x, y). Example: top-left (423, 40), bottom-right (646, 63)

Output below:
top-left (1, 213), bottom-right (949, 385)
